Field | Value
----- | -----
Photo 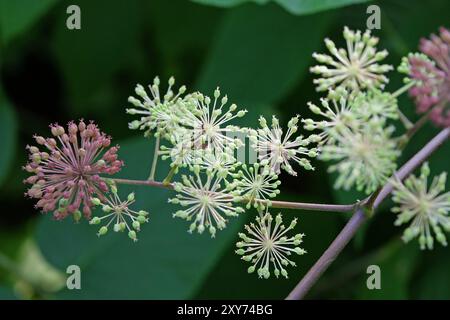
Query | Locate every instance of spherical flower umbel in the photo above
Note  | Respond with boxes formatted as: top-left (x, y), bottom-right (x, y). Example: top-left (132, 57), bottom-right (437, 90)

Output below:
top-left (198, 150), bottom-right (240, 179)
top-left (391, 162), bottom-right (450, 250)
top-left (181, 88), bottom-right (248, 153)
top-left (127, 76), bottom-right (188, 137)
top-left (169, 167), bottom-right (244, 237)
top-left (400, 28), bottom-right (450, 127)
top-left (159, 128), bottom-right (200, 168)
top-left (90, 185), bottom-right (149, 242)
top-left (236, 211), bottom-right (306, 279)
top-left (24, 120), bottom-right (123, 220)
top-left (249, 115), bottom-right (320, 176)
top-left (310, 26), bottom-right (393, 92)
top-left (352, 89), bottom-right (399, 121)
top-left (320, 119), bottom-right (400, 194)
top-left (303, 88), bottom-right (359, 144)
top-left (231, 163), bottom-right (281, 209)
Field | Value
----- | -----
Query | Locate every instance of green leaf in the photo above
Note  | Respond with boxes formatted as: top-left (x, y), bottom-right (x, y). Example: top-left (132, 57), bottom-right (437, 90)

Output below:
top-left (196, 3), bottom-right (334, 105)
top-left (0, 89), bottom-right (17, 187)
top-left (0, 286), bottom-right (15, 299)
top-left (192, 0), bottom-right (269, 8)
top-left (35, 137), bottom-right (246, 299)
top-left (192, 0), bottom-right (372, 15)
top-left (354, 241), bottom-right (419, 299)
top-left (0, 0), bottom-right (58, 46)
top-left (274, 0), bottom-right (372, 15)
top-left (413, 248), bottom-right (450, 299)
top-left (51, 0), bottom-right (143, 115)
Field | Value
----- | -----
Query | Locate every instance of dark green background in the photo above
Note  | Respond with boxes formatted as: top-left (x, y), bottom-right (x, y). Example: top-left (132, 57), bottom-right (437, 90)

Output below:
top-left (0, 0), bottom-right (449, 299)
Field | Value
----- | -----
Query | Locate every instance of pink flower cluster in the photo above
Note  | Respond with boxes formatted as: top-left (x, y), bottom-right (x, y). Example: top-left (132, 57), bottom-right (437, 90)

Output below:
top-left (24, 120), bottom-right (123, 220)
top-left (408, 27), bottom-right (450, 127)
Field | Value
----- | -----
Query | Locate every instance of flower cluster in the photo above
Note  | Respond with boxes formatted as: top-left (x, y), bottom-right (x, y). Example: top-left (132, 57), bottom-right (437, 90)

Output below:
top-left (236, 211), bottom-right (306, 279)
top-left (24, 25), bottom-right (450, 286)
top-left (126, 77), bottom-right (319, 242)
top-left (230, 163), bottom-right (281, 209)
top-left (306, 28), bottom-right (403, 194)
top-left (391, 162), bottom-right (450, 250)
top-left (170, 167), bottom-right (244, 237)
top-left (310, 26), bottom-right (393, 93)
top-left (399, 28), bottom-right (450, 127)
top-left (320, 120), bottom-right (399, 194)
top-left (249, 115), bottom-right (319, 176)
top-left (127, 76), bottom-right (188, 138)
top-left (90, 183), bottom-right (149, 242)
top-left (24, 120), bottom-right (123, 220)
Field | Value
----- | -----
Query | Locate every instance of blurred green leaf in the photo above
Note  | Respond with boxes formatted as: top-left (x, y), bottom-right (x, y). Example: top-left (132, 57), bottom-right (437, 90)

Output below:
top-left (192, 0), bottom-right (372, 15)
top-left (0, 0), bottom-right (58, 46)
top-left (354, 241), bottom-right (419, 299)
top-left (196, 3), bottom-right (333, 106)
top-left (413, 249), bottom-right (450, 299)
top-left (192, 0), bottom-right (268, 8)
top-left (148, 0), bottom-right (221, 75)
top-left (51, 0), bottom-right (143, 115)
top-left (0, 90), bottom-right (17, 187)
top-left (0, 285), bottom-right (15, 299)
top-left (35, 137), bottom-right (247, 299)
top-left (275, 0), bottom-right (372, 15)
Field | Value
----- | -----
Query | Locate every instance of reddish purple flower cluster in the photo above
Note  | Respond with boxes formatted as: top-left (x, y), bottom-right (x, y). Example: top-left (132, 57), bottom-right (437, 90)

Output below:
top-left (24, 120), bottom-right (123, 220)
top-left (408, 27), bottom-right (450, 127)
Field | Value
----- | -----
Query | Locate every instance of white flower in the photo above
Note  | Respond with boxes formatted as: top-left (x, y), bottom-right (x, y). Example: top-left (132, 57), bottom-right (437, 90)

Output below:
top-left (320, 119), bottom-right (400, 194)
top-left (160, 129), bottom-right (201, 168)
top-left (303, 88), bottom-right (359, 144)
top-left (198, 150), bottom-right (240, 178)
top-left (231, 163), bottom-right (281, 209)
top-left (353, 89), bottom-right (399, 120)
top-left (169, 167), bottom-right (244, 237)
top-left (126, 76), bottom-right (188, 138)
top-left (310, 27), bottom-right (393, 92)
top-left (391, 162), bottom-right (450, 250)
top-left (236, 211), bottom-right (306, 279)
top-left (250, 115), bottom-right (320, 176)
top-left (181, 88), bottom-right (247, 153)
top-left (90, 187), bottom-right (149, 242)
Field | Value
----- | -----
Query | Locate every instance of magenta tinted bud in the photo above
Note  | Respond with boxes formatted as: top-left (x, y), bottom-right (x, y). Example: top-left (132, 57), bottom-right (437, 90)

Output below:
top-left (24, 120), bottom-right (123, 220)
top-left (408, 27), bottom-right (450, 127)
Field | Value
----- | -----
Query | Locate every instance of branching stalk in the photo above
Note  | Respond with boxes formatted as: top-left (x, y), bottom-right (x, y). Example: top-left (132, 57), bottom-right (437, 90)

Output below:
top-left (286, 127), bottom-right (450, 300)
top-left (148, 135), bottom-right (160, 181)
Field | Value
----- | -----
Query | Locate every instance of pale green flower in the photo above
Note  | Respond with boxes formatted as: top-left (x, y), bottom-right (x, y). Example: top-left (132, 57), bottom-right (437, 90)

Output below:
top-left (90, 187), bottom-right (149, 242)
top-left (249, 115), bottom-right (320, 176)
top-left (236, 211), bottom-right (306, 279)
top-left (310, 27), bottom-right (393, 92)
top-left (160, 128), bottom-right (201, 168)
top-left (353, 89), bottom-right (399, 120)
top-left (320, 119), bottom-right (400, 194)
top-left (303, 88), bottom-right (359, 144)
top-left (181, 88), bottom-right (247, 153)
top-left (126, 76), bottom-right (188, 138)
top-left (231, 163), bottom-right (281, 209)
top-left (391, 162), bottom-right (450, 250)
top-left (169, 167), bottom-right (244, 237)
top-left (198, 150), bottom-right (240, 179)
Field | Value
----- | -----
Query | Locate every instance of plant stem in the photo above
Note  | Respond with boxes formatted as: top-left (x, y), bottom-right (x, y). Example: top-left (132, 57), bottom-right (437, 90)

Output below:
top-left (163, 166), bottom-right (178, 185)
top-left (392, 81), bottom-right (416, 129)
top-left (114, 178), bottom-right (173, 189)
top-left (112, 178), bottom-right (358, 213)
top-left (286, 127), bottom-right (450, 300)
top-left (397, 110), bottom-right (413, 130)
top-left (148, 135), bottom-right (160, 181)
top-left (392, 81), bottom-right (415, 99)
